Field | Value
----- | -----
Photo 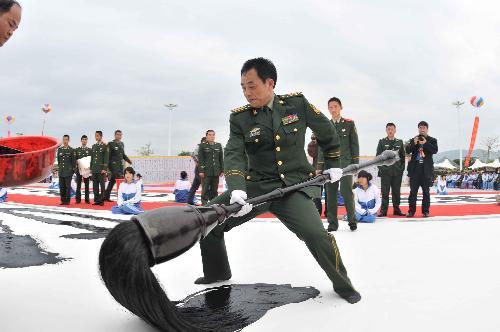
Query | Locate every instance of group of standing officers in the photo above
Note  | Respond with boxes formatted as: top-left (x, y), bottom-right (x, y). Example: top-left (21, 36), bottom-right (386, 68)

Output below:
top-left (56, 130), bottom-right (131, 206)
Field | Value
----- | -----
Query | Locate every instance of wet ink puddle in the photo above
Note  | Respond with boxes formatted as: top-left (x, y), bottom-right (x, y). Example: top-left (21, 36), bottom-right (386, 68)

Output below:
top-left (175, 283), bottom-right (320, 331)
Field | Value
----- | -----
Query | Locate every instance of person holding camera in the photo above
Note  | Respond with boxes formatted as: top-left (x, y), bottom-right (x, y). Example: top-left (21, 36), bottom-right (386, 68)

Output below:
top-left (405, 121), bottom-right (438, 217)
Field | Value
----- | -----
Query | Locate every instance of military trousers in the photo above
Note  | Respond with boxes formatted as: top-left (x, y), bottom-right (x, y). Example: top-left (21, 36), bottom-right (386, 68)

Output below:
top-left (104, 170), bottom-right (123, 200)
top-left (200, 189), bottom-right (357, 296)
top-left (75, 173), bottom-right (90, 203)
top-left (380, 174), bottom-right (403, 213)
top-left (201, 175), bottom-right (219, 205)
top-left (187, 165), bottom-right (201, 205)
top-left (92, 173), bottom-right (106, 204)
top-left (59, 175), bottom-right (72, 204)
top-left (325, 175), bottom-right (356, 228)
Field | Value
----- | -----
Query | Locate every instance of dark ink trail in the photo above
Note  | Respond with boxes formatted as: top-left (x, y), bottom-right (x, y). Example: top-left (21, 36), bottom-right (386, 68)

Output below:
top-left (0, 220), bottom-right (66, 268)
top-left (176, 283), bottom-right (319, 331)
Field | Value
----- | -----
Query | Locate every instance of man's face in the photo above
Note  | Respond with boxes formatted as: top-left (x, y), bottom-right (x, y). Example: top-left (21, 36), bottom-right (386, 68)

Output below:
top-left (206, 131), bottom-right (215, 143)
top-left (115, 132), bottom-right (122, 141)
top-left (241, 68), bottom-right (275, 108)
top-left (418, 125), bottom-right (428, 136)
top-left (95, 133), bottom-right (102, 141)
top-left (0, 4), bottom-right (21, 47)
top-left (328, 101), bottom-right (342, 119)
top-left (386, 125), bottom-right (396, 138)
top-left (63, 136), bottom-right (69, 145)
top-left (81, 137), bottom-right (88, 146)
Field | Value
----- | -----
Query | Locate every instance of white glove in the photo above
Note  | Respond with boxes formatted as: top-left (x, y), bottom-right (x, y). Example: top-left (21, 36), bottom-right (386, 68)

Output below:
top-left (323, 168), bottom-right (343, 183)
top-left (229, 190), bottom-right (253, 217)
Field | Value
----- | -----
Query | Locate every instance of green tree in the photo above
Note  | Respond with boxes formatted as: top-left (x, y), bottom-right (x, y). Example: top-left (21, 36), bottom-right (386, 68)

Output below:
top-left (178, 151), bottom-right (191, 156)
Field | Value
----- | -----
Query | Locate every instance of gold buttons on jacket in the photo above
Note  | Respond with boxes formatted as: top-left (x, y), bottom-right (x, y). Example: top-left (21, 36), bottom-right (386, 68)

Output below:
top-left (276, 147), bottom-right (281, 152)
top-left (255, 139), bottom-right (259, 142)
top-left (246, 176), bottom-right (251, 180)
top-left (293, 128), bottom-right (298, 132)
top-left (278, 161), bottom-right (283, 165)
top-left (280, 174), bottom-right (285, 179)
top-left (275, 135), bottom-right (280, 140)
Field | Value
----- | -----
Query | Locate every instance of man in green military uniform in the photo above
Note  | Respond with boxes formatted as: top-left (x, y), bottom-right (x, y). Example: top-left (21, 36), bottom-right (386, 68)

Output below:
top-left (104, 129), bottom-right (132, 202)
top-left (73, 134), bottom-right (92, 204)
top-left (322, 97), bottom-right (359, 231)
top-left (90, 130), bottom-right (109, 206)
top-left (198, 129), bottom-right (224, 205)
top-left (376, 123), bottom-right (406, 216)
top-left (57, 134), bottom-right (75, 205)
top-left (196, 58), bottom-right (361, 304)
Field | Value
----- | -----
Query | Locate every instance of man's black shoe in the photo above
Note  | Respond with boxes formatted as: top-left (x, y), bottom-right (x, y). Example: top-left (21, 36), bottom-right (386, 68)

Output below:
top-left (378, 212), bottom-right (387, 217)
top-left (194, 276), bottom-right (231, 285)
top-left (327, 224), bottom-right (338, 232)
top-left (339, 291), bottom-right (362, 304)
top-left (423, 212), bottom-right (430, 218)
top-left (85, 200), bottom-right (90, 204)
top-left (104, 199), bottom-right (113, 202)
top-left (349, 223), bottom-right (357, 231)
top-left (393, 210), bottom-right (406, 216)
top-left (93, 202), bottom-right (104, 206)
top-left (75, 200), bottom-right (81, 204)
top-left (406, 211), bottom-right (415, 218)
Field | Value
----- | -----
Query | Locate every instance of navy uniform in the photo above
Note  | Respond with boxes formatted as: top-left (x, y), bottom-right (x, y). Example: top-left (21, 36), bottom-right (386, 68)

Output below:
top-left (198, 93), bottom-right (359, 301)
top-left (321, 117), bottom-right (359, 231)
top-left (73, 145), bottom-right (92, 203)
top-left (376, 137), bottom-right (405, 215)
top-left (90, 142), bottom-right (109, 205)
top-left (104, 139), bottom-right (131, 201)
top-left (198, 141), bottom-right (224, 204)
top-left (57, 145), bottom-right (75, 205)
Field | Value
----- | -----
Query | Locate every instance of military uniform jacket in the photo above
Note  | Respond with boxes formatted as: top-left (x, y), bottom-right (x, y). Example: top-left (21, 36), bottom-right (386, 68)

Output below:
top-left (108, 140), bottom-right (131, 175)
top-left (224, 93), bottom-right (340, 195)
top-left (90, 142), bottom-right (109, 173)
top-left (198, 142), bottom-right (224, 177)
top-left (57, 146), bottom-right (75, 177)
top-left (331, 117), bottom-right (359, 168)
top-left (73, 146), bottom-right (92, 175)
top-left (376, 137), bottom-right (405, 176)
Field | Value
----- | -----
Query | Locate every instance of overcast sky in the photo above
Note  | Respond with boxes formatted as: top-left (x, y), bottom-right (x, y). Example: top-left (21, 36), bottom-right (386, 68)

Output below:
top-left (1, 0), bottom-right (499, 156)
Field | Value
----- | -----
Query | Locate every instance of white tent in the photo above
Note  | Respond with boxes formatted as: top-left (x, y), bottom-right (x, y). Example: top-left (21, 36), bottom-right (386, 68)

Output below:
top-left (486, 159), bottom-right (500, 168)
top-left (435, 159), bottom-right (457, 169)
top-left (469, 159), bottom-right (486, 169)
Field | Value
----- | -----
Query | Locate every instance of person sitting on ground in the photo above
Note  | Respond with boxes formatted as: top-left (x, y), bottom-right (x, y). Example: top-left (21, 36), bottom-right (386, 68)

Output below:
top-left (111, 167), bottom-right (144, 215)
top-left (136, 173), bottom-right (144, 192)
top-left (0, 187), bottom-right (7, 202)
top-left (173, 171), bottom-right (191, 203)
top-left (353, 170), bottom-right (381, 223)
top-left (436, 175), bottom-right (448, 195)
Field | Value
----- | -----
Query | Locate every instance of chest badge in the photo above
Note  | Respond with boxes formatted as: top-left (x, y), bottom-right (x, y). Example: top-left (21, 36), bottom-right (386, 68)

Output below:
top-left (249, 127), bottom-right (261, 137)
top-left (282, 113), bottom-right (299, 125)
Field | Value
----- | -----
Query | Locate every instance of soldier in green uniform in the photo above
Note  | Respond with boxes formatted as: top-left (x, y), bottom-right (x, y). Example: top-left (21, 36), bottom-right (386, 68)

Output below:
top-left (104, 129), bottom-right (132, 202)
top-left (73, 134), bottom-right (92, 204)
top-left (57, 134), bottom-right (75, 205)
top-left (198, 130), bottom-right (224, 205)
top-left (376, 123), bottom-right (406, 216)
top-left (322, 97), bottom-right (359, 231)
top-left (196, 58), bottom-right (361, 304)
top-left (90, 130), bottom-right (109, 206)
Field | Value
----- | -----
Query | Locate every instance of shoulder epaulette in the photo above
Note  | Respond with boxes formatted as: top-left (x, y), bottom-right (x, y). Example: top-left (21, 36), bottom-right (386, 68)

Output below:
top-left (343, 118), bottom-right (354, 122)
top-left (231, 104), bottom-right (252, 114)
top-left (278, 92), bottom-right (303, 100)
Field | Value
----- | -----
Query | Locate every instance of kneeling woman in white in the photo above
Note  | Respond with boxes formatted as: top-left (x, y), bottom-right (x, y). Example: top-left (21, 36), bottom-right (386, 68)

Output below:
top-left (112, 167), bottom-right (144, 215)
top-left (353, 170), bottom-right (381, 223)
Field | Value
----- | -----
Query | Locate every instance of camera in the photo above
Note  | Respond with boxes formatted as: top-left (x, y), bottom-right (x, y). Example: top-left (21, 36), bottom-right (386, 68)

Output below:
top-left (418, 135), bottom-right (425, 142)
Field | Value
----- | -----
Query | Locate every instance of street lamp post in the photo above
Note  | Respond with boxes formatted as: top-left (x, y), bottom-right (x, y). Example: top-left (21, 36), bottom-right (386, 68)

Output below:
top-left (452, 100), bottom-right (464, 171)
top-left (164, 103), bottom-right (178, 156)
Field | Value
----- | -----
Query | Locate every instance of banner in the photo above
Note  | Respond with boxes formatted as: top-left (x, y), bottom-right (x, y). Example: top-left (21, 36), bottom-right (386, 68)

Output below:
top-left (464, 116), bottom-right (480, 168)
top-left (129, 156), bottom-right (196, 183)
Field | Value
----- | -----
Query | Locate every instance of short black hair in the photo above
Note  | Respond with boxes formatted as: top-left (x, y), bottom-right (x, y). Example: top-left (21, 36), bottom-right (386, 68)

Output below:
top-left (63, 134), bottom-right (70, 139)
top-left (0, 1), bottom-right (21, 14)
top-left (386, 122), bottom-right (396, 128)
top-left (124, 166), bottom-right (135, 176)
top-left (180, 171), bottom-right (187, 180)
top-left (136, 173), bottom-right (142, 178)
top-left (418, 121), bottom-right (429, 128)
top-left (358, 170), bottom-right (373, 182)
top-left (115, 129), bottom-right (122, 134)
top-left (328, 97), bottom-right (342, 108)
top-left (241, 57), bottom-right (277, 88)
top-left (205, 129), bottom-right (215, 136)
top-left (81, 135), bottom-right (88, 140)
top-left (95, 130), bottom-right (103, 136)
